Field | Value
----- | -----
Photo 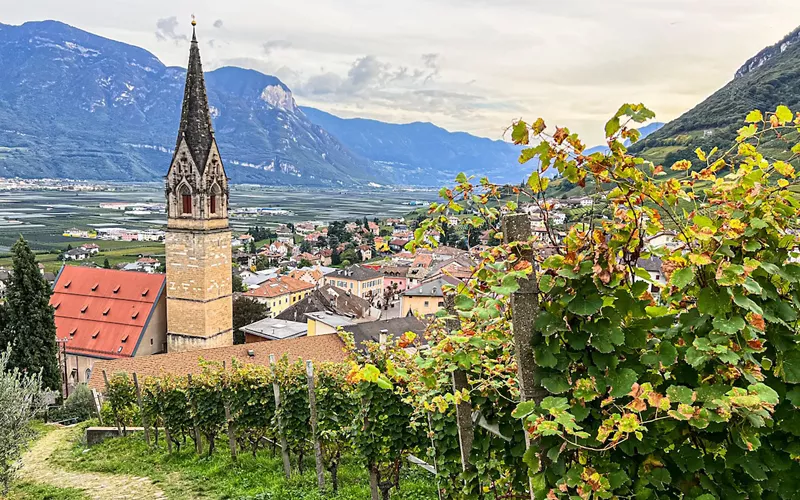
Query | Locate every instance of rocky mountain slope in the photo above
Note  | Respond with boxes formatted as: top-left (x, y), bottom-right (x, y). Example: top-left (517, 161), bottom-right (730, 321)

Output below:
top-left (0, 20), bottom-right (381, 186)
top-left (630, 26), bottom-right (800, 167)
top-left (0, 20), bottom-right (526, 186)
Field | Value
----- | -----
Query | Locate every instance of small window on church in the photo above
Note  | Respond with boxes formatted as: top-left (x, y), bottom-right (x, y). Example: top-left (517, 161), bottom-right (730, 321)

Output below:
top-left (182, 193), bottom-right (192, 215)
top-left (210, 195), bottom-right (217, 214)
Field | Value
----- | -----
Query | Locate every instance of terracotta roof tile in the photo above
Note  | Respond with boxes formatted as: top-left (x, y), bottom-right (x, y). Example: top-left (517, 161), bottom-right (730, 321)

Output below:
top-left (243, 276), bottom-right (315, 299)
top-left (50, 267), bottom-right (165, 358)
top-left (88, 334), bottom-right (348, 390)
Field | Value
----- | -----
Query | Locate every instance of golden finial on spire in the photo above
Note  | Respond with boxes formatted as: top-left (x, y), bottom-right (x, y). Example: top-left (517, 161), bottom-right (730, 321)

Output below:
top-left (191, 14), bottom-right (197, 27)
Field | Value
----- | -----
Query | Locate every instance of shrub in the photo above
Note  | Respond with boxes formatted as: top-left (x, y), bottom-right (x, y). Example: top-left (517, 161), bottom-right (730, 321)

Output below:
top-left (0, 347), bottom-right (46, 495)
top-left (48, 384), bottom-right (96, 423)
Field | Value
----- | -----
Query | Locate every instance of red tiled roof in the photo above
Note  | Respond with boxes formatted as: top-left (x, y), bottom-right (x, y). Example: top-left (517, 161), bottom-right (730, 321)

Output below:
top-left (244, 276), bottom-right (314, 299)
top-left (88, 334), bottom-right (348, 390)
top-left (50, 267), bottom-right (165, 359)
top-left (412, 253), bottom-right (434, 268)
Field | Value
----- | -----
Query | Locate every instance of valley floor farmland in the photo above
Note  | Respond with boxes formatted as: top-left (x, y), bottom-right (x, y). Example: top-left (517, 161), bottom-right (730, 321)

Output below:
top-left (0, 183), bottom-right (438, 255)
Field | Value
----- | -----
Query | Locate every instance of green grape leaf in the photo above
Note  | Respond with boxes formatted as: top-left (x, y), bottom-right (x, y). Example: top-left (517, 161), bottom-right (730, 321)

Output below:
top-left (567, 294), bottom-right (603, 316)
top-left (670, 267), bottom-right (694, 289)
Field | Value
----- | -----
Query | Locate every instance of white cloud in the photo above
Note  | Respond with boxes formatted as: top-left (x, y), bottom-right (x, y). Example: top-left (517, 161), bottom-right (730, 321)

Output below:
top-left (154, 16), bottom-right (187, 43)
top-left (262, 39), bottom-right (292, 55)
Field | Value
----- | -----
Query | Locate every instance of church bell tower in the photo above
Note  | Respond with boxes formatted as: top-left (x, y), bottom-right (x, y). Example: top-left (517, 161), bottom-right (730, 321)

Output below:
top-left (164, 18), bottom-right (233, 352)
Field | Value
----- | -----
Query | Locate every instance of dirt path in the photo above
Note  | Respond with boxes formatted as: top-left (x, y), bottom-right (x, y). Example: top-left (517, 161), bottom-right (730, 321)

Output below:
top-left (18, 427), bottom-right (166, 499)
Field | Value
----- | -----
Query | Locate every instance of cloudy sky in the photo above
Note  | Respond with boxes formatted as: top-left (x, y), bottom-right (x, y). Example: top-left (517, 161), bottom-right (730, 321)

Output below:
top-left (3, 0), bottom-right (800, 144)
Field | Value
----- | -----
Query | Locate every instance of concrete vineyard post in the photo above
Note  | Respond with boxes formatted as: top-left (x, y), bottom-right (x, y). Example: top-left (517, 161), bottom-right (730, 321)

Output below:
top-left (306, 360), bottom-right (325, 492)
top-left (503, 212), bottom-right (543, 500)
top-left (270, 354), bottom-right (292, 478)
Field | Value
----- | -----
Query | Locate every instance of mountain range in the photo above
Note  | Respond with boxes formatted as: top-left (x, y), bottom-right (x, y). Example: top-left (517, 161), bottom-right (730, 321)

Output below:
top-left (0, 20), bottom-right (525, 186)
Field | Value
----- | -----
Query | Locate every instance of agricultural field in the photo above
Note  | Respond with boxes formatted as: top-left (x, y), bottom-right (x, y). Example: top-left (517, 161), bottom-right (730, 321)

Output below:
top-left (0, 184), bottom-right (439, 265)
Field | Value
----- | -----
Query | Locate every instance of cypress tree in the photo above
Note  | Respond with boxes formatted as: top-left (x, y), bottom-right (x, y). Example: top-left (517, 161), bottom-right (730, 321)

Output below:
top-left (2, 237), bottom-right (60, 390)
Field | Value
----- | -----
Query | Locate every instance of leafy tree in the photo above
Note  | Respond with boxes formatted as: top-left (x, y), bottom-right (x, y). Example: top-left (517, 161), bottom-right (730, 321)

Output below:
top-left (248, 240), bottom-right (257, 255)
top-left (1, 237), bottom-right (60, 390)
top-left (0, 348), bottom-right (46, 495)
top-left (231, 270), bottom-right (244, 293)
top-left (232, 296), bottom-right (269, 345)
top-left (298, 258), bottom-right (312, 269)
top-left (299, 240), bottom-right (312, 253)
top-left (102, 258), bottom-right (111, 269)
top-left (331, 250), bottom-right (341, 266)
top-left (255, 255), bottom-right (272, 271)
top-left (340, 248), bottom-right (360, 264)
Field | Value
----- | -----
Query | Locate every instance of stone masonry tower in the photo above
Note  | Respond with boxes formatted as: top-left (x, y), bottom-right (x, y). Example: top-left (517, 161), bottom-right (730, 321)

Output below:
top-left (164, 19), bottom-right (233, 352)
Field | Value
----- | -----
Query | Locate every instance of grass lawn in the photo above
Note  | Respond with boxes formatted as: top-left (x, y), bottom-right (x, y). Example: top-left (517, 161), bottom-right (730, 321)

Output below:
top-left (51, 428), bottom-right (438, 500)
top-left (6, 482), bottom-right (88, 500)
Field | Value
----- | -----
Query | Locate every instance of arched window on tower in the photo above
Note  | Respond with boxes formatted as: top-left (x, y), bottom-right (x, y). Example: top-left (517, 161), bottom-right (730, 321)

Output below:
top-left (180, 185), bottom-right (192, 215)
top-left (210, 183), bottom-right (222, 215)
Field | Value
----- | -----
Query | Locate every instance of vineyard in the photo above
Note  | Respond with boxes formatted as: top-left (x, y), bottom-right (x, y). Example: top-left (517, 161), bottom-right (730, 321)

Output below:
top-left (100, 105), bottom-right (800, 499)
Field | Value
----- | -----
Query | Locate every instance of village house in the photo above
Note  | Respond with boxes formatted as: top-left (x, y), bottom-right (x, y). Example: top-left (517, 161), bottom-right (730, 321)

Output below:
top-left (80, 243), bottom-right (100, 255)
top-left (276, 284), bottom-right (373, 323)
top-left (275, 225), bottom-right (294, 243)
top-left (232, 251), bottom-right (256, 268)
top-left (241, 318), bottom-right (308, 343)
top-left (358, 245), bottom-right (373, 261)
top-left (122, 257), bottom-right (161, 274)
top-left (379, 265), bottom-right (409, 292)
top-left (343, 316), bottom-right (428, 351)
top-left (243, 276), bottom-right (315, 317)
top-left (266, 240), bottom-right (291, 257)
top-left (638, 256), bottom-right (667, 295)
top-left (323, 265), bottom-right (383, 300)
top-left (288, 266), bottom-right (334, 287)
top-left (50, 267), bottom-right (167, 390)
top-left (305, 311), bottom-right (355, 336)
top-left (646, 231), bottom-right (680, 251)
top-left (292, 252), bottom-right (320, 266)
top-left (295, 221), bottom-right (318, 235)
top-left (64, 247), bottom-right (92, 261)
top-left (389, 238), bottom-right (409, 252)
top-left (241, 268), bottom-right (279, 289)
top-left (401, 277), bottom-right (459, 317)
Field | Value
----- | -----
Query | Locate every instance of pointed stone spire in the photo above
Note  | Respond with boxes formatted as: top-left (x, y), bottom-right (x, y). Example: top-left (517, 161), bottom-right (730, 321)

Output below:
top-left (175, 16), bottom-right (214, 173)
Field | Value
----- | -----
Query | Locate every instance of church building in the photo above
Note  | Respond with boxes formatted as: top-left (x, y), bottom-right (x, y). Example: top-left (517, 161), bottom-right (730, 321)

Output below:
top-left (164, 20), bottom-right (233, 352)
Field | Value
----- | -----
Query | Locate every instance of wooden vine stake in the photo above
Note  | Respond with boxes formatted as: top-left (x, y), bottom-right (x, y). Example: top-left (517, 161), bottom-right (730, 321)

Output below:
top-left (306, 360), bottom-right (325, 492)
top-left (443, 294), bottom-right (475, 472)
top-left (132, 373), bottom-right (150, 447)
top-left (503, 213), bottom-right (543, 500)
top-left (90, 388), bottom-right (104, 425)
top-left (224, 399), bottom-right (238, 461)
top-left (101, 370), bottom-right (121, 436)
top-left (186, 374), bottom-right (203, 455)
top-left (270, 354), bottom-right (292, 478)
